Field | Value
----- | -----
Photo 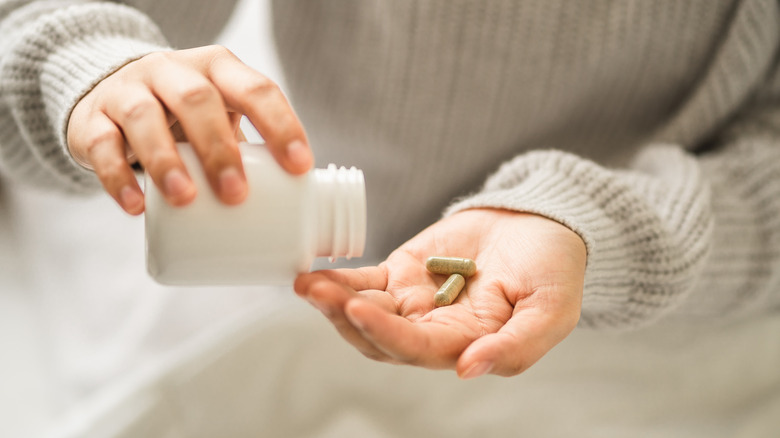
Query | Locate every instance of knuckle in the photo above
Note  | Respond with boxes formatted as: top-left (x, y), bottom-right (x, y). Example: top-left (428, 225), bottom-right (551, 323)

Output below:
top-left (144, 153), bottom-right (178, 175)
top-left (119, 97), bottom-right (159, 122)
top-left (200, 141), bottom-right (239, 170)
top-left (195, 44), bottom-right (236, 68)
top-left (275, 111), bottom-right (301, 135)
top-left (242, 76), bottom-right (279, 98)
top-left (177, 82), bottom-right (218, 106)
top-left (83, 128), bottom-right (123, 154)
top-left (95, 158), bottom-right (128, 181)
top-left (202, 44), bottom-right (232, 58)
top-left (140, 51), bottom-right (172, 66)
top-left (198, 150), bottom-right (224, 172)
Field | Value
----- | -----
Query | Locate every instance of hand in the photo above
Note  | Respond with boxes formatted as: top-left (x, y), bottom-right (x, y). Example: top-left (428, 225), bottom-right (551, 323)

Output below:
top-left (67, 45), bottom-right (312, 215)
top-left (294, 208), bottom-right (586, 379)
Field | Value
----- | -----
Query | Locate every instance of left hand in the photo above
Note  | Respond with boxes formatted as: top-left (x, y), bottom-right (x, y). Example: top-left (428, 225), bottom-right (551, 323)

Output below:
top-left (294, 208), bottom-right (587, 379)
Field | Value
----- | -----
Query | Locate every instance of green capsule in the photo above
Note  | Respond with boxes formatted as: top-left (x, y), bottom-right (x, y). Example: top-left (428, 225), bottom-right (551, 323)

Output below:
top-left (425, 256), bottom-right (477, 277)
top-left (434, 273), bottom-right (466, 307)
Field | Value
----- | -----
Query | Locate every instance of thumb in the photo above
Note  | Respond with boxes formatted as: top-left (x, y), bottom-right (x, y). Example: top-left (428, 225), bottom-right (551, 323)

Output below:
top-left (456, 306), bottom-right (579, 379)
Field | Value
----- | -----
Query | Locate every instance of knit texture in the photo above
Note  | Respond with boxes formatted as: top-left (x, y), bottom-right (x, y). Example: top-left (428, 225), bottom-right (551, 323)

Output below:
top-left (0, 1), bottom-right (169, 191)
top-left (273, 0), bottom-right (780, 329)
top-left (2, 0), bottom-right (780, 330)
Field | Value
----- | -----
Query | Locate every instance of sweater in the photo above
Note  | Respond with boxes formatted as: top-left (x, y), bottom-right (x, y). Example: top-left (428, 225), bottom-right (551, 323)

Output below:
top-left (1, 0), bottom-right (779, 332)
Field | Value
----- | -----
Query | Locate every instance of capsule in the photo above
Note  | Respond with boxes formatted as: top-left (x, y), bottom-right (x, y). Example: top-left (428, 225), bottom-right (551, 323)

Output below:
top-left (425, 256), bottom-right (477, 277)
top-left (434, 273), bottom-right (466, 307)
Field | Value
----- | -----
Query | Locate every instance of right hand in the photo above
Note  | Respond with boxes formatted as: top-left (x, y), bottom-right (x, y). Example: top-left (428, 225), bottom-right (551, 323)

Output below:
top-left (66, 45), bottom-right (312, 215)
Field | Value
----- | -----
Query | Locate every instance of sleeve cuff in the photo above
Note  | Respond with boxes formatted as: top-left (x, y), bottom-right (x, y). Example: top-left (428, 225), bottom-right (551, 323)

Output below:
top-left (1, 2), bottom-right (170, 191)
top-left (443, 148), bottom-right (712, 329)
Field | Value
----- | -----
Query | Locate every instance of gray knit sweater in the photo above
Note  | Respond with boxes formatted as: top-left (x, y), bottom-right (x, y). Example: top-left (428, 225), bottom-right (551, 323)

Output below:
top-left (1, 0), bottom-right (779, 330)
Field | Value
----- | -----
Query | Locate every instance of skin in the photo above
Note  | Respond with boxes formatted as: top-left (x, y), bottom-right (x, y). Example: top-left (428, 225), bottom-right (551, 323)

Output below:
top-left (66, 46), bottom-right (586, 380)
top-left (295, 208), bottom-right (587, 379)
top-left (66, 46), bottom-right (313, 215)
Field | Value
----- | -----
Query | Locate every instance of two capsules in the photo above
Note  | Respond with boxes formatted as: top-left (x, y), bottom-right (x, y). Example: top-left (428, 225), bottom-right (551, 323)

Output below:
top-left (425, 256), bottom-right (477, 307)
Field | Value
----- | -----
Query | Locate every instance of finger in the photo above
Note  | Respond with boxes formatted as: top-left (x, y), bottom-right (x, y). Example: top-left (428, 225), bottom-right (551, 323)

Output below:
top-left (207, 50), bottom-right (312, 174)
top-left (311, 266), bottom-right (389, 292)
top-left (306, 265), bottom-right (437, 319)
top-left (455, 305), bottom-right (579, 379)
top-left (344, 298), bottom-right (468, 368)
top-left (147, 60), bottom-right (247, 205)
top-left (295, 270), bottom-right (396, 316)
top-left (103, 83), bottom-right (196, 206)
top-left (294, 272), bottom-right (398, 363)
top-left (297, 267), bottom-right (397, 317)
top-left (78, 113), bottom-right (144, 215)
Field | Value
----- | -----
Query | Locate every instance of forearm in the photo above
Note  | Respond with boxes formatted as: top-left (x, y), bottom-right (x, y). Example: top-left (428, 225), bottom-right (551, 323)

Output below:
top-left (0, 1), bottom-right (169, 192)
top-left (686, 105), bottom-right (780, 320)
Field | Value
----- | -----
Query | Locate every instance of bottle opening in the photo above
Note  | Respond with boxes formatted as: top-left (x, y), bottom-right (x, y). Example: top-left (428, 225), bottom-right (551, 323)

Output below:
top-left (314, 164), bottom-right (366, 260)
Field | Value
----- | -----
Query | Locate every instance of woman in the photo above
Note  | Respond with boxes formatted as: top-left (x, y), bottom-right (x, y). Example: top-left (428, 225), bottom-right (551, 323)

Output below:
top-left (2, 1), bottom-right (779, 435)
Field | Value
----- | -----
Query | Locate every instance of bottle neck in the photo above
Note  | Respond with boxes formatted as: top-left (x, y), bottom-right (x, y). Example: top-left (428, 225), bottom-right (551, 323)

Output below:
top-left (313, 164), bottom-right (366, 260)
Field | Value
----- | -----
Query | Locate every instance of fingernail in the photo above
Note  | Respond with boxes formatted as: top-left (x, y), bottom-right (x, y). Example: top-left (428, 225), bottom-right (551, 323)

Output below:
top-left (286, 140), bottom-right (312, 170)
top-left (163, 168), bottom-right (194, 200)
top-left (218, 166), bottom-right (246, 200)
top-left (459, 361), bottom-right (493, 380)
top-left (119, 185), bottom-right (143, 212)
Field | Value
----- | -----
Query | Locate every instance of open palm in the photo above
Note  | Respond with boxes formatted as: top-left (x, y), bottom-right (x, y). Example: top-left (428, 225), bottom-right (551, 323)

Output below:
top-left (294, 208), bottom-right (586, 378)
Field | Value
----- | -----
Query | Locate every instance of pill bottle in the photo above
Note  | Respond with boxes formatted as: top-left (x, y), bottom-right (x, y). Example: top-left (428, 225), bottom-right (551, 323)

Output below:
top-left (144, 143), bottom-right (366, 286)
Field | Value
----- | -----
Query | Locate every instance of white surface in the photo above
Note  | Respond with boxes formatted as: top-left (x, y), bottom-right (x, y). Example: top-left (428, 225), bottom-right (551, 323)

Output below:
top-left (35, 295), bottom-right (780, 438)
top-left (0, 188), bottom-right (52, 438)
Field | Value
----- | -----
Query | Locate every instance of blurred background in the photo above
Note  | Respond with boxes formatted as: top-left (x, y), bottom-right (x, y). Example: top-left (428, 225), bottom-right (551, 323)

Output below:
top-left (0, 0), bottom-right (281, 435)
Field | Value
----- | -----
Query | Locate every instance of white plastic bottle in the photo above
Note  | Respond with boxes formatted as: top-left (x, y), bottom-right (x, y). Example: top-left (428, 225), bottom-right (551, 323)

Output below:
top-left (144, 143), bottom-right (366, 286)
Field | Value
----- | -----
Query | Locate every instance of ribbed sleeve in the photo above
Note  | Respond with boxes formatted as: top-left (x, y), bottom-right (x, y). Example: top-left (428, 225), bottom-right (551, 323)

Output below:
top-left (0, 1), bottom-right (169, 192)
top-left (445, 109), bottom-right (780, 331)
top-left (424, 0), bottom-right (780, 330)
top-left (444, 147), bottom-right (712, 328)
